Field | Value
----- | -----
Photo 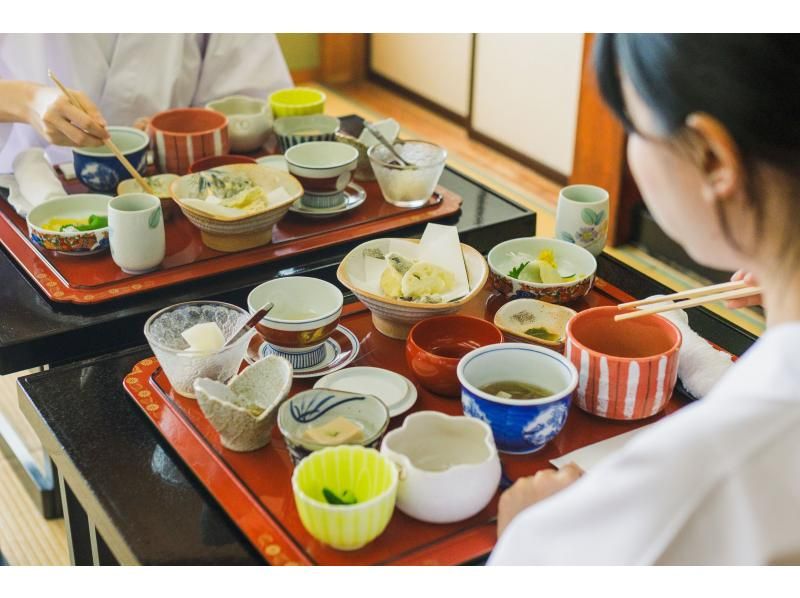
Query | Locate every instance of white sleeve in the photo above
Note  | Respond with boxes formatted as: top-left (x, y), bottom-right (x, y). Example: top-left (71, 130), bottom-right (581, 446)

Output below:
top-left (192, 34), bottom-right (293, 106)
top-left (488, 401), bottom-right (719, 565)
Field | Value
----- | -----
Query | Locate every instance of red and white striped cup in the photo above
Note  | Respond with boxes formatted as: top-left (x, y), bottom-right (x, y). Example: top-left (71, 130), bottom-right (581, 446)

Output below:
top-left (148, 108), bottom-right (229, 175)
top-left (565, 306), bottom-right (681, 420)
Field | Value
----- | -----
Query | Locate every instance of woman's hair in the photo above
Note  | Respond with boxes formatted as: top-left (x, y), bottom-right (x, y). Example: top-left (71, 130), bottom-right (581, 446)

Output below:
top-left (593, 34), bottom-right (800, 254)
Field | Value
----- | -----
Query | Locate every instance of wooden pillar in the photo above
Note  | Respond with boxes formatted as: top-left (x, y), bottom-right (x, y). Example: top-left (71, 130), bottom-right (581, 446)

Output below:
top-left (319, 34), bottom-right (367, 85)
top-left (570, 33), bottom-right (640, 246)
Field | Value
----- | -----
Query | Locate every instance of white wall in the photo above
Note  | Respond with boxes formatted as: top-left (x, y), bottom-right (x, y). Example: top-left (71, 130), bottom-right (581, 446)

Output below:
top-left (370, 34), bottom-right (473, 117)
top-left (471, 34), bottom-right (584, 176)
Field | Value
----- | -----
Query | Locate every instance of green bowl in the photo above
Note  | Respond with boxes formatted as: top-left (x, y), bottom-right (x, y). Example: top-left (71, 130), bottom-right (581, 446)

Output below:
top-left (292, 445), bottom-right (398, 551)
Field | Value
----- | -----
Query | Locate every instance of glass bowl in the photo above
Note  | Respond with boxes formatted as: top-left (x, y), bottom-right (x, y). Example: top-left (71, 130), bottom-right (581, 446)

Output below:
top-left (144, 301), bottom-right (253, 398)
top-left (368, 140), bottom-right (446, 208)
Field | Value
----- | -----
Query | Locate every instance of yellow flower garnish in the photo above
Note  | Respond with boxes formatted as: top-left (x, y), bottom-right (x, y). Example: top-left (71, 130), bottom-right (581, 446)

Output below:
top-left (537, 249), bottom-right (558, 269)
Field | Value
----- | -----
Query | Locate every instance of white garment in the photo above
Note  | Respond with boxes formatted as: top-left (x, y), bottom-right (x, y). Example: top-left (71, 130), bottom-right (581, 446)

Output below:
top-left (0, 33), bottom-right (293, 172)
top-left (489, 323), bottom-right (800, 565)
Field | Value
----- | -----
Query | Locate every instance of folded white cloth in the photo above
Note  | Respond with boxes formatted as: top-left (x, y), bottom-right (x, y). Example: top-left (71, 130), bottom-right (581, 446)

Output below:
top-left (0, 148), bottom-right (66, 217)
top-left (649, 295), bottom-right (735, 399)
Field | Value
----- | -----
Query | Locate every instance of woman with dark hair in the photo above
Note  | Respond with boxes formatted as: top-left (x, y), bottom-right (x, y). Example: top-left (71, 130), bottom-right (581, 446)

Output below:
top-left (490, 34), bottom-right (800, 565)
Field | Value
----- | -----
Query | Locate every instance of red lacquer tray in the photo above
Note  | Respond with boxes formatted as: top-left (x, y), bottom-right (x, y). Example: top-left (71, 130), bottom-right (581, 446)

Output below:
top-left (0, 182), bottom-right (461, 304)
top-left (123, 279), bottom-right (692, 566)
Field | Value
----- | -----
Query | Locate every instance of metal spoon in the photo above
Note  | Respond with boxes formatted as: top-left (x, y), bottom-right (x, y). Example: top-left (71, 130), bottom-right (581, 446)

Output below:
top-left (223, 302), bottom-right (274, 349)
top-left (363, 122), bottom-right (416, 170)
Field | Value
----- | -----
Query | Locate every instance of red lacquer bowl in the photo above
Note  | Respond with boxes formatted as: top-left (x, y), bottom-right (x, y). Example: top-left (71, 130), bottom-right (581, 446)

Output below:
top-left (188, 154), bottom-right (257, 173)
top-left (406, 315), bottom-right (504, 398)
top-left (565, 306), bottom-right (682, 420)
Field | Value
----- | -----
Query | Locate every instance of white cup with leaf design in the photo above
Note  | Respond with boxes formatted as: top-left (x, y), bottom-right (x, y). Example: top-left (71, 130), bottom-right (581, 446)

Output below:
top-left (555, 184), bottom-right (609, 256)
top-left (109, 193), bottom-right (165, 274)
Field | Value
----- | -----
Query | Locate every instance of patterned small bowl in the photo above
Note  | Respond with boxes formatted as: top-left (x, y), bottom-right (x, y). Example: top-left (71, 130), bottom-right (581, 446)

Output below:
top-left (487, 237), bottom-right (597, 304)
top-left (277, 389), bottom-right (390, 465)
top-left (26, 194), bottom-right (112, 255)
top-left (457, 343), bottom-right (578, 454)
top-left (274, 114), bottom-right (340, 153)
top-left (73, 126), bottom-right (148, 193)
top-left (292, 445), bottom-right (397, 551)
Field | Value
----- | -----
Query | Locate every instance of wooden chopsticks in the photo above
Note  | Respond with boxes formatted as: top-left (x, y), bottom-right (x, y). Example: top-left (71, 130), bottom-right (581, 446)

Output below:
top-left (615, 280), bottom-right (762, 321)
top-left (48, 70), bottom-right (155, 195)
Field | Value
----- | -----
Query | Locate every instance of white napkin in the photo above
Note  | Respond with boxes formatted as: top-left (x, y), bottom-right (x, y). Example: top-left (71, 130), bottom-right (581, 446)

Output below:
top-left (550, 427), bottom-right (649, 471)
top-left (647, 295), bottom-right (735, 399)
top-left (0, 148), bottom-right (66, 216)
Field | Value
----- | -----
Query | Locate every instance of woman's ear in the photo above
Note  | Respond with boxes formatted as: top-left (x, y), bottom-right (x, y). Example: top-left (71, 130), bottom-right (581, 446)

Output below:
top-left (685, 112), bottom-right (744, 204)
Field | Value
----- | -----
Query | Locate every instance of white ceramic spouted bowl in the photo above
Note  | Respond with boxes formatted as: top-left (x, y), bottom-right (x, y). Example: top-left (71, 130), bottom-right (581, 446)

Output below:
top-left (194, 355), bottom-right (293, 452)
top-left (380, 411), bottom-right (501, 523)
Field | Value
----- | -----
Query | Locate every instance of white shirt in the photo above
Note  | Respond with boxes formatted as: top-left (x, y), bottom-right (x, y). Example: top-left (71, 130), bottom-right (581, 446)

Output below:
top-left (0, 33), bottom-right (293, 172)
top-left (489, 323), bottom-right (800, 565)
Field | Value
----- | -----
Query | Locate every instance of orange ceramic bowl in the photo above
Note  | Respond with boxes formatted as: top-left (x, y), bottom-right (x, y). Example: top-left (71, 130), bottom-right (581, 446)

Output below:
top-left (406, 316), bottom-right (504, 398)
top-left (565, 306), bottom-right (682, 420)
top-left (188, 154), bottom-right (257, 173)
top-left (149, 108), bottom-right (230, 175)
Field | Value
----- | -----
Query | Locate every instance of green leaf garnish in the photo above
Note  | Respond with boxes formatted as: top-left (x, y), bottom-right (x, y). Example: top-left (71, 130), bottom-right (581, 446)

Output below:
top-left (322, 487), bottom-right (358, 505)
top-left (507, 261), bottom-right (529, 279)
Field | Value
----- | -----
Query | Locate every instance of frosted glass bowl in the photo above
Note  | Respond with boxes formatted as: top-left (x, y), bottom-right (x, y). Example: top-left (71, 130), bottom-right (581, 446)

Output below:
top-left (368, 140), bottom-right (446, 208)
top-left (144, 301), bottom-right (253, 398)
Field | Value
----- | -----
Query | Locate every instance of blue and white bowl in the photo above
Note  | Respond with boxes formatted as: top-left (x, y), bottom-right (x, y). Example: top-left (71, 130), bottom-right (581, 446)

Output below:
top-left (73, 126), bottom-right (149, 193)
top-left (457, 343), bottom-right (578, 454)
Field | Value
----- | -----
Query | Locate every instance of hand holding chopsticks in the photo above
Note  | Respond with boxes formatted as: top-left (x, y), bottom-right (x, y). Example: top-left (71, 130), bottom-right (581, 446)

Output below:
top-left (47, 70), bottom-right (155, 195)
top-left (615, 280), bottom-right (762, 321)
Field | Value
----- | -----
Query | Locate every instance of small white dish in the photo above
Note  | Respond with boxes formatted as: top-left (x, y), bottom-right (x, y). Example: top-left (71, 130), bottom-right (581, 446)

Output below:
top-left (289, 183), bottom-right (367, 219)
top-left (246, 324), bottom-right (360, 378)
top-left (314, 366), bottom-right (417, 418)
top-left (256, 155), bottom-right (289, 172)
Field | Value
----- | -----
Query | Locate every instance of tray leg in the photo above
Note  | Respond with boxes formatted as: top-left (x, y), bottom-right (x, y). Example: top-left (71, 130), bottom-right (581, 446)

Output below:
top-left (59, 472), bottom-right (119, 566)
top-left (0, 403), bottom-right (62, 520)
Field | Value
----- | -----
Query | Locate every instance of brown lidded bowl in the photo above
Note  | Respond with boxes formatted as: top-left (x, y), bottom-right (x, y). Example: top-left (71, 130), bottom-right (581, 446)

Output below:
top-left (406, 315), bottom-right (504, 398)
top-left (246, 276), bottom-right (344, 370)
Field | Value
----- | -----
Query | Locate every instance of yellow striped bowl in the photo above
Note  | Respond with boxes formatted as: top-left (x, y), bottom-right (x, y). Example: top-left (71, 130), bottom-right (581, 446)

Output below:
top-left (292, 445), bottom-right (398, 551)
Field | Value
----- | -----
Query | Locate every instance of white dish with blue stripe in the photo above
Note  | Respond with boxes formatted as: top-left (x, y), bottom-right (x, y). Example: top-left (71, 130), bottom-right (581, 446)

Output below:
top-left (457, 343), bottom-right (578, 454)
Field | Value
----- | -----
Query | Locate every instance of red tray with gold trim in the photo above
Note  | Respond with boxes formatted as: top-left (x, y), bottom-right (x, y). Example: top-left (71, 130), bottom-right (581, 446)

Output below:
top-left (0, 181), bottom-right (461, 304)
top-left (122, 279), bottom-right (689, 565)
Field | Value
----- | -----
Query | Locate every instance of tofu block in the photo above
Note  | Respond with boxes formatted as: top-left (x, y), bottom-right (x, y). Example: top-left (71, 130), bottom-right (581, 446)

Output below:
top-left (181, 322), bottom-right (225, 353)
top-left (302, 416), bottom-right (364, 446)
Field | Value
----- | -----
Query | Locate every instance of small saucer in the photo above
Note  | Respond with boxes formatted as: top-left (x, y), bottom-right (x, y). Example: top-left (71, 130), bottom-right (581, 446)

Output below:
top-left (246, 324), bottom-right (360, 379)
top-left (255, 155), bottom-right (289, 171)
top-left (313, 366), bottom-right (417, 418)
top-left (289, 183), bottom-right (366, 219)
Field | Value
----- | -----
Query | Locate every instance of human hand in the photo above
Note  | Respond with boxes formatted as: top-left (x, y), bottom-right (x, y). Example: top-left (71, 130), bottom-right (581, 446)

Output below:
top-left (497, 463), bottom-right (584, 538)
top-left (28, 84), bottom-right (108, 147)
top-left (133, 116), bottom-right (151, 131)
top-left (726, 270), bottom-right (762, 309)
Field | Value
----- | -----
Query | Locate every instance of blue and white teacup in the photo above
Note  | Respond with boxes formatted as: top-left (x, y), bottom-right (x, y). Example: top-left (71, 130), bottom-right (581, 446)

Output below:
top-left (457, 343), bottom-right (578, 454)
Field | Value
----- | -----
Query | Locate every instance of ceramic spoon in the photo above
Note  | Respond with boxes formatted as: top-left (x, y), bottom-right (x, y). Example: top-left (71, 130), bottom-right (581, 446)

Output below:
top-left (363, 123), bottom-right (416, 170)
top-left (223, 302), bottom-right (274, 349)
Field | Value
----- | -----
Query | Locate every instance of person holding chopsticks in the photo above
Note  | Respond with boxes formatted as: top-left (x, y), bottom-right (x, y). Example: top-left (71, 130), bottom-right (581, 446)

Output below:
top-left (0, 33), bottom-right (292, 172)
top-left (491, 34), bottom-right (800, 565)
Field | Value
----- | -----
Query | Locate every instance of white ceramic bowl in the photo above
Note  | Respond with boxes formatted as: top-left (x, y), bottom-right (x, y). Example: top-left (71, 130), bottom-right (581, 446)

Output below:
top-left (206, 95), bottom-right (272, 153)
top-left (246, 276), bottom-right (344, 369)
top-left (284, 141), bottom-right (358, 194)
top-left (458, 343), bottom-right (578, 454)
top-left (487, 237), bottom-right (597, 304)
top-left (381, 411), bottom-right (501, 523)
top-left (26, 194), bottom-right (112, 255)
top-left (336, 237), bottom-right (489, 339)
top-left (274, 114), bottom-right (341, 152)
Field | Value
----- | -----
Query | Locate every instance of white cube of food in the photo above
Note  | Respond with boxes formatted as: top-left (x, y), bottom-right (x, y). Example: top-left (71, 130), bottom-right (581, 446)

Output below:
top-left (181, 322), bottom-right (226, 353)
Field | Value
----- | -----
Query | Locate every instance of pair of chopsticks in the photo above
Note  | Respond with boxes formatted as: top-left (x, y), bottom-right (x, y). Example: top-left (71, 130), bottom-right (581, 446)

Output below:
top-left (48, 70), bottom-right (154, 194)
top-left (614, 279), bottom-right (762, 321)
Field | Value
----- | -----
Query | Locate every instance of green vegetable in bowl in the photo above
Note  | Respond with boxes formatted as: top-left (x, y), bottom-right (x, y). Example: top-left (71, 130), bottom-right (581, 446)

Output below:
top-left (322, 487), bottom-right (358, 505)
top-left (507, 261), bottom-right (529, 279)
top-left (59, 214), bottom-right (108, 232)
top-left (524, 326), bottom-right (561, 342)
